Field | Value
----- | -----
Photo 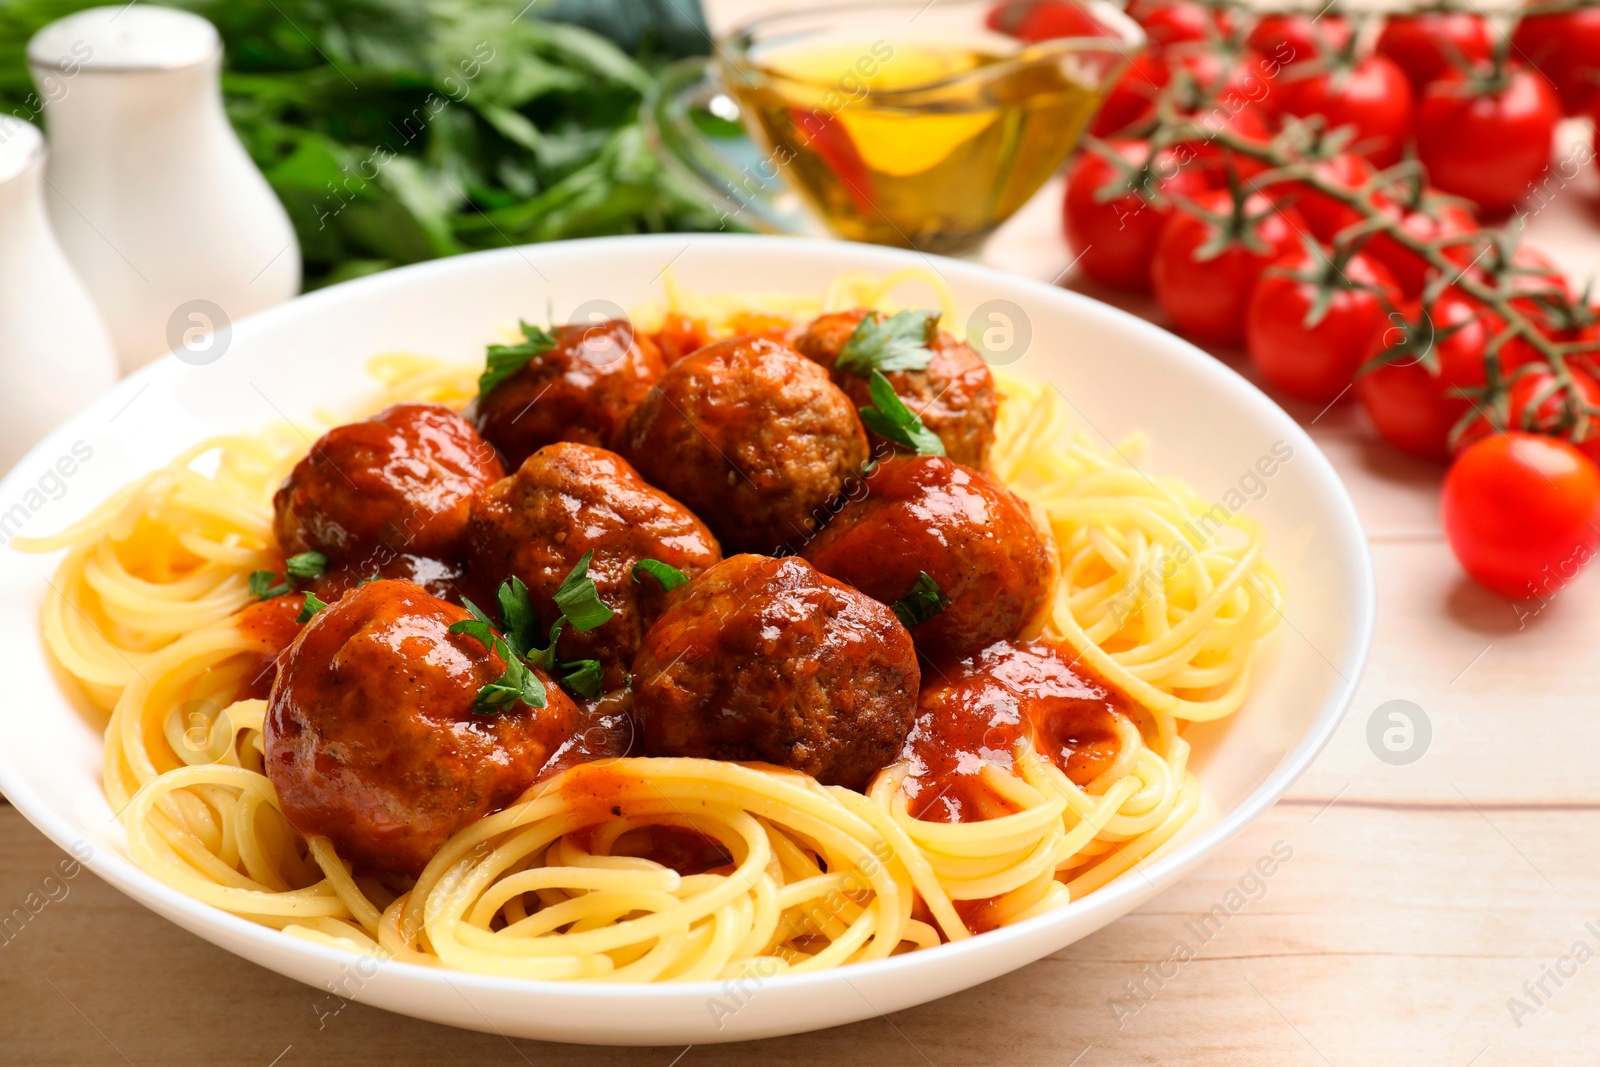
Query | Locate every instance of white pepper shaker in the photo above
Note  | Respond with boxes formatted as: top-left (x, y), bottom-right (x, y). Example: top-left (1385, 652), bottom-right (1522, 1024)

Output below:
top-left (28, 6), bottom-right (300, 373)
top-left (0, 117), bottom-right (118, 469)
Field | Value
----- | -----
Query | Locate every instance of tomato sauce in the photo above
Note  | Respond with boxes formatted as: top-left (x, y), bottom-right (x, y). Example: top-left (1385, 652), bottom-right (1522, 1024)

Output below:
top-left (899, 639), bottom-right (1137, 824)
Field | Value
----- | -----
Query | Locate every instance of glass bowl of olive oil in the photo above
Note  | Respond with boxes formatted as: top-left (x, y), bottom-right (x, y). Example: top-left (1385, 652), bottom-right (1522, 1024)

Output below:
top-left (646, 0), bottom-right (1144, 256)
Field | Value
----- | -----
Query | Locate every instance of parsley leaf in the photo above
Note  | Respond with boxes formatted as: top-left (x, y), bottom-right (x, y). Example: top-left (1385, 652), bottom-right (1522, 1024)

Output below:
top-left (296, 592), bottom-right (329, 624)
top-left (859, 369), bottom-right (946, 456)
top-left (834, 310), bottom-right (940, 377)
top-left (449, 604), bottom-right (549, 714)
top-left (559, 659), bottom-right (605, 700)
top-left (284, 551), bottom-right (328, 581)
top-left (496, 576), bottom-right (541, 659)
top-left (890, 572), bottom-right (950, 629)
top-left (554, 550), bottom-right (616, 632)
top-left (478, 320), bottom-right (558, 399)
top-left (632, 558), bottom-right (689, 591)
top-left (248, 570), bottom-right (290, 600)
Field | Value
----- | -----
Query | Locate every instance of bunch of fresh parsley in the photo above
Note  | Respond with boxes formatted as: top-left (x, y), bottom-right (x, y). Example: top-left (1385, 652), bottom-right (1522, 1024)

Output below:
top-left (0, 0), bottom-right (724, 288)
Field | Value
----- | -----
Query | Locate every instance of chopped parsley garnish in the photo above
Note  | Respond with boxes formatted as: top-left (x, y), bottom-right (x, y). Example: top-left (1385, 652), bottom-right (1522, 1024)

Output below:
top-left (890, 572), bottom-right (950, 629)
top-left (249, 551), bottom-right (328, 601)
top-left (477, 320), bottom-right (558, 398)
top-left (560, 659), bottom-right (605, 700)
top-left (296, 591), bottom-right (329, 624)
top-left (833, 310), bottom-right (940, 377)
top-left (456, 554), bottom-right (618, 712)
top-left (632, 558), bottom-right (689, 591)
top-left (858, 369), bottom-right (946, 456)
top-left (553, 550), bottom-right (616, 632)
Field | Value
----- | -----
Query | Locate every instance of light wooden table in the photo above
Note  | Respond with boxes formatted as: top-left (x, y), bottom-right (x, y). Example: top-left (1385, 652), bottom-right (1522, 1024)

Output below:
top-left (5, 8), bottom-right (1600, 1062)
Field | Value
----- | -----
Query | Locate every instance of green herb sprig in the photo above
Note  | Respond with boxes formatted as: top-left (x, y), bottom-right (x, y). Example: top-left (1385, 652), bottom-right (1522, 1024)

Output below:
top-left (478, 321), bottom-right (558, 398)
top-left (452, 552), bottom-right (616, 712)
top-left (890, 572), bottom-right (950, 630)
top-left (859, 370), bottom-right (946, 456)
top-left (834, 310), bottom-right (940, 377)
top-left (249, 551), bottom-right (328, 601)
top-left (631, 558), bottom-right (689, 591)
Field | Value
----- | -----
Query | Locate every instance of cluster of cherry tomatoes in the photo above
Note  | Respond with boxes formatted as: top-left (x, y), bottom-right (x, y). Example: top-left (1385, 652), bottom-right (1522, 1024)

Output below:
top-left (992, 0), bottom-right (1600, 600)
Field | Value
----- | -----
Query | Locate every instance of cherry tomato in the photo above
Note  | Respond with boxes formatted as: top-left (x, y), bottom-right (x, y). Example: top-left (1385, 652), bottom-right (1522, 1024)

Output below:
top-left (1442, 433), bottom-right (1600, 599)
top-left (1168, 42), bottom-right (1283, 122)
top-left (1090, 52), bottom-right (1171, 138)
top-left (1127, 0), bottom-right (1231, 52)
top-left (1259, 152), bottom-right (1394, 243)
top-left (1356, 291), bottom-right (1497, 460)
top-left (1246, 246), bottom-right (1402, 403)
top-left (1458, 365), bottom-right (1600, 466)
top-left (1375, 12), bottom-right (1494, 93)
top-left (986, 0), bottom-right (1104, 41)
top-left (1365, 198), bottom-right (1479, 298)
top-left (1512, 7), bottom-right (1600, 115)
top-left (1062, 140), bottom-right (1215, 292)
top-left (1278, 54), bottom-right (1416, 168)
top-left (1247, 12), bottom-right (1349, 61)
top-left (1170, 94), bottom-right (1276, 181)
top-left (1153, 189), bottom-right (1307, 346)
top-left (1438, 235), bottom-right (1574, 370)
top-left (1416, 64), bottom-right (1560, 216)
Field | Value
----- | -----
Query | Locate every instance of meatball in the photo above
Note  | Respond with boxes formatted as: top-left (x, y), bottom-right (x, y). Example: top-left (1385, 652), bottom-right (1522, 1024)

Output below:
top-left (622, 337), bottom-right (869, 553)
top-left (273, 403), bottom-right (503, 564)
top-left (312, 553), bottom-right (466, 604)
top-left (795, 308), bottom-right (998, 467)
top-left (264, 579), bottom-right (579, 875)
top-left (466, 442), bottom-right (722, 689)
top-left (903, 640), bottom-right (1136, 823)
top-left (472, 320), bottom-right (666, 469)
top-left (801, 454), bottom-right (1053, 664)
top-left (632, 554), bottom-right (918, 790)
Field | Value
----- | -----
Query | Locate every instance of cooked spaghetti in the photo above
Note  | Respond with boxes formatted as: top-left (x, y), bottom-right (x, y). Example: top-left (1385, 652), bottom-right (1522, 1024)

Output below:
top-left (16, 271), bottom-right (1282, 981)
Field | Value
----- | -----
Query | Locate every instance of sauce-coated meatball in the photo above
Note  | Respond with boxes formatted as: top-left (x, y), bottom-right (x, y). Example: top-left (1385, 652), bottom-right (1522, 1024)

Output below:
top-left (466, 442), bottom-right (722, 689)
top-left (264, 580), bottom-right (578, 875)
top-left (632, 554), bottom-right (918, 790)
top-left (623, 337), bottom-right (870, 553)
top-left (273, 403), bottom-right (503, 565)
top-left (801, 454), bottom-right (1053, 664)
top-left (795, 309), bottom-right (998, 468)
top-left (902, 640), bottom-right (1136, 823)
top-left (473, 320), bottom-right (666, 469)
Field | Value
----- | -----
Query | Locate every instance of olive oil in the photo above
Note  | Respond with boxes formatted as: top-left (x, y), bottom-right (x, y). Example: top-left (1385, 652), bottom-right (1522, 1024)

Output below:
top-left (724, 38), bottom-right (1108, 255)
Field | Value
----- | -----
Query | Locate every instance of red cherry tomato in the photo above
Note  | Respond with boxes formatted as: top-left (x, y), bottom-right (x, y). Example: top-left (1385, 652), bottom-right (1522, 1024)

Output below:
top-left (1062, 140), bottom-right (1215, 292)
top-left (1090, 52), bottom-right (1171, 138)
top-left (1278, 54), bottom-right (1416, 168)
top-left (1259, 152), bottom-right (1393, 243)
top-left (1356, 290), bottom-right (1496, 460)
top-left (1442, 433), bottom-right (1600, 599)
top-left (1375, 12), bottom-right (1494, 93)
top-left (1127, 0), bottom-right (1230, 52)
top-left (1168, 43), bottom-right (1283, 122)
top-left (1416, 64), bottom-right (1560, 216)
top-left (1458, 366), bottom-right (1600, 466)
top-left (1247, 12), bottom-right (1349, 61)
top-left (986, 0), bottom-right (1104, 42)
top-left (1512, 7), bottom-right (1600, 115)
top-left (1365, 199), bottom-right (1479, 298)
top-left (1153, 189), bottom-right (1307, 346)
top-left (1246, 246), bottom-right (1402, 403)
top-left (1170, 95), bottom-right (1276, 181)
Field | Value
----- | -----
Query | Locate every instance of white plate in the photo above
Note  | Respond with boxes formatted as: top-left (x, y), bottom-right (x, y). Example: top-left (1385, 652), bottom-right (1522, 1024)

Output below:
top-left (0, 234), bottom-right (1373, 1045)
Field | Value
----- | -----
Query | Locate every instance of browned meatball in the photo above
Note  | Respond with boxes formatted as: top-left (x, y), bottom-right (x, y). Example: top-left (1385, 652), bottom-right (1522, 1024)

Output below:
top-left (632, 554), bottom-right (918, 790)
top-left (312, 553), bottom-right (466, 604)
top-left (622, 337), bottom-right (869, 553)
top-left (466, 442), bottom-right (722, 690)
top-left (472, 320), bottom-right (666, 469)
top-left (795, 309), bottom-right (998, 468)
top-left (273, 403), bottom-right (503, 564)
top-left (801, 455), bottom-right (1053, 665)
top-left (264, 580), bottom-right (578, 875)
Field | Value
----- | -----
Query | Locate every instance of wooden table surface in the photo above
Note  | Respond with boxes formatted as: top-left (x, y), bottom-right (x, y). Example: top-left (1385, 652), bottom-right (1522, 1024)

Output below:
top-left (5, 6), bottom-right (1600, 1062)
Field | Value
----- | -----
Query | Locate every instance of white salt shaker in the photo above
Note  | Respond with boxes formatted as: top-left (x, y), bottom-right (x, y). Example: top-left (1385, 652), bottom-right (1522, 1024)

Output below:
top-left (0, 117), bottom-right (118, 469)
top-left (28, 6), bottom-right (300, 373)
